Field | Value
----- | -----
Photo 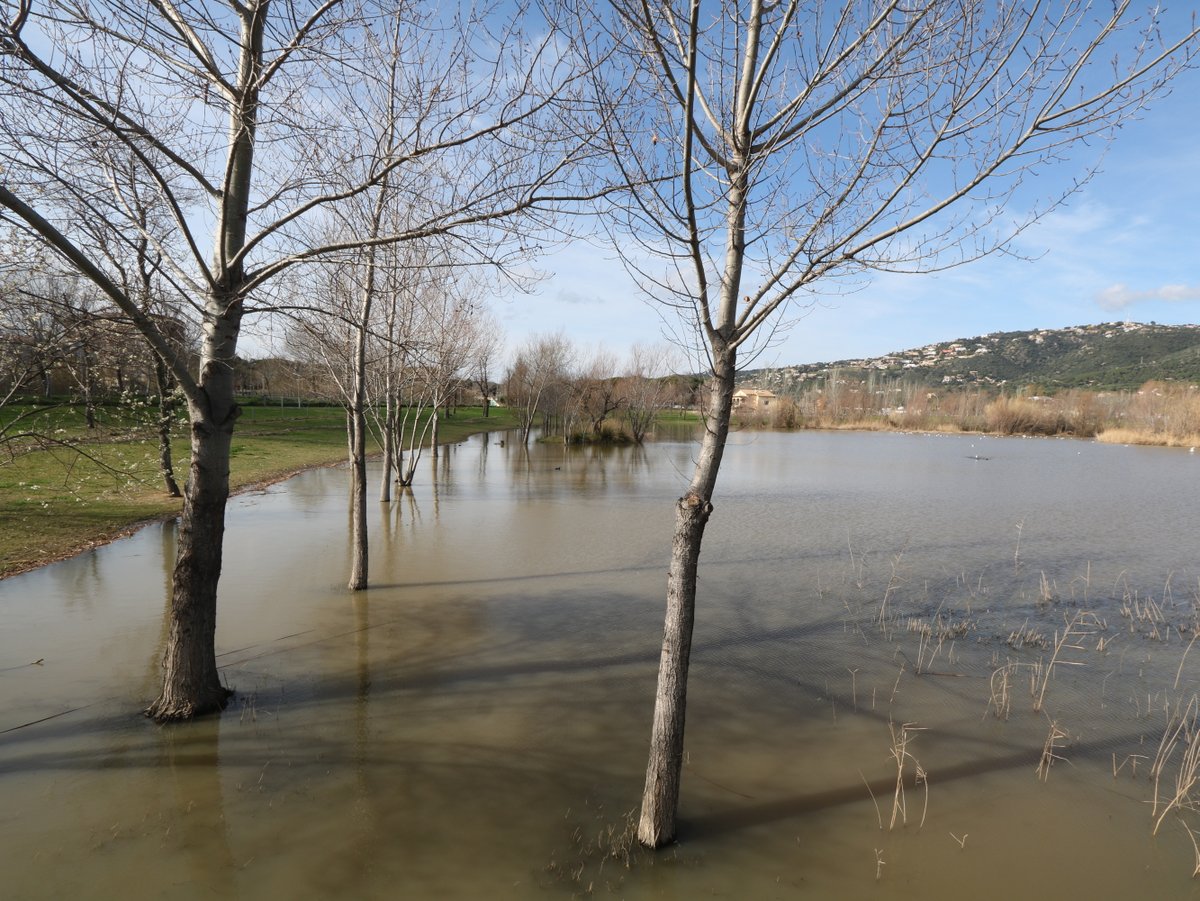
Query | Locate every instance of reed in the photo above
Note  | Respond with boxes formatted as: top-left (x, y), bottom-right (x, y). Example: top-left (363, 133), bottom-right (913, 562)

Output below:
top-left (1182, 823), bottom-right (1200, 878)
top-left (987, 662), bottom-right (1017, 720)
top-left (887, 721), bottom-right (928, 830)
top-left (1152, 696), bottom-right (1200, 836)
top-left (1037, 571), bottom-right (1056, 608)
top-left (1112, 753), bottom-right (1148, 779)
top-left (1033, 611), bottom-right (1103, 714)
top-left (877, 549), bottom-right (907, 631)
top-left (1006, 620), bottom-right (1049, 651)
top-left (1036, 720), bottom-right (1069, 781)
top-left (1176, 634), bottom-right (1199, 691)
top-left (860, 771), bottom-right (883, 830)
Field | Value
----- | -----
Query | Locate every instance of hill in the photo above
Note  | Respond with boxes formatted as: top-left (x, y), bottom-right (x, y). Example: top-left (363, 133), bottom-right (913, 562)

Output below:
top-left (740, 322), bottom-right (1200, 394)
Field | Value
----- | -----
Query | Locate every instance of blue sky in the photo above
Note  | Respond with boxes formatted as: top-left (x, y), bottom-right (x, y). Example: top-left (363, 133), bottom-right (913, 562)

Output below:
top-left (496, 71), bottom-right (1200, 370)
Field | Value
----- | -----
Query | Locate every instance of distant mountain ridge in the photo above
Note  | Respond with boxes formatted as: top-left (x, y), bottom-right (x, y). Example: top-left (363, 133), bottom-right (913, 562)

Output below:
top-left (739, 322), bottom-right (1200, 394)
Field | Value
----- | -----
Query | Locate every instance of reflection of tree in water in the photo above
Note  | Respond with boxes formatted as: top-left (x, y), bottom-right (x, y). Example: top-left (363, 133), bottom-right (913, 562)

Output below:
top-left (564, 443), bottom-right (651, 497)
top-left (475, 431), bottom-right (490, 484)
top-left (279, 468), bottom-right (344, 517)
top-left (384, 485), bottom-right (424, 545)
top-left (142, 520), bottom-right (177, 699)
top-left (51, 540), bottom-right (103, 611)
top-left (156, 721), bottom-right (236, 893)
top-left (147, 522), bottom-right (233, 891)
top-left (352, 594), bottom-right (375, 854)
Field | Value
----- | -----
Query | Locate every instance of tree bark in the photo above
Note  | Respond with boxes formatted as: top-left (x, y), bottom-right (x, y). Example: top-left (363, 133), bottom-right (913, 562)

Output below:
top-left (379, 405), bottom-right (394, 503)
top-left (155, 357), bottom-right (182, 497)
top-left (145, 373), bottom-right (239, 720)
top-left (348, 400), bottom-right (368, 590)
top-left (637, 343), bottom-right (735, 847)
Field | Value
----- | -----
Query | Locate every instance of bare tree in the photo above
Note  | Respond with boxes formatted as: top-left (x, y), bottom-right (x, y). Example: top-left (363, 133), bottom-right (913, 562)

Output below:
top-left (621, 342), bottom-right (680, 443)
top-left (581, 0), bottom-right (1200, 846)
top-left (505, 332), bottom-right (573, 444)
top-left (571, 347), bottom-right (624, 439)
top-left (0, 0), bottom-right (605, 720)
top-left (471, 311), bottom-right (504, 418)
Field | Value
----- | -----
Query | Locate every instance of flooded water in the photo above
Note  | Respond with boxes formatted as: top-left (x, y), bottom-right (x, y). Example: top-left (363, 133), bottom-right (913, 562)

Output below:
top-left (3, 429), bottom-right (1200, 899)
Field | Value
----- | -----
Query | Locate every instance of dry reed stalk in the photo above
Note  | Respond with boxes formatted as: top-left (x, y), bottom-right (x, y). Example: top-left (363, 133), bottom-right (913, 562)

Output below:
top-left (1113, 753), bottom-right (1149, 779)
top-left (1153, 696), bottom-right (1200, 835)
top-left (1036, 720), bottom-right (1069, 781)
top-left (887, 721), bottom-right (927, 829)
top-left (1038, 571), bottom-right (1056, 607)
top-left (860, 770), bottom-right (882, 829)
top-left (1007, 620), bottom-right (1049, 650)
top-left (987, 662), bottom-right (1016, 720)
top-left (887, 663), bottom-right (905, 705)
top-left (847, 532), bottom-right (865, 590)
top-left (1033, 611), bottom-right (1103, 713)
top-left (877, 550), bottom-right (907, 630)
top-left (1075, 561), bottom-right (1091, 606)
top-left (1182, 822), bottom-right (1200, 878)
top-left (1177, 634), bottom-right (1200, 691)
top-left (916, 632), bottom-right (935, 675)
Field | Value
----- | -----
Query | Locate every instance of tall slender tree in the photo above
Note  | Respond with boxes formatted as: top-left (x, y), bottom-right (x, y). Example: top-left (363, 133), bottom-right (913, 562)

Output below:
top-left (581, 0), bottom-right (1199, 846)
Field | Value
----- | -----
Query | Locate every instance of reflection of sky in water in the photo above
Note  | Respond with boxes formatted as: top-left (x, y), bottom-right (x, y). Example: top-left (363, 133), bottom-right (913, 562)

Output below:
top-left (2, 430), bottom-right (1199, 899)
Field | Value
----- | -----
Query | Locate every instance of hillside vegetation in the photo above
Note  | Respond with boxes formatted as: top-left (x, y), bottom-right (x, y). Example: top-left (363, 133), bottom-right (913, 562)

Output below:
top-left (743, 322), bottom-right (1200, 394)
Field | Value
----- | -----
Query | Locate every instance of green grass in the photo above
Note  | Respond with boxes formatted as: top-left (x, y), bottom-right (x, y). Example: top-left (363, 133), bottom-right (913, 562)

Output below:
top-left (656, 409), bottom-right (701, 424)
top-left (0, 402), bottom-right (518, 578)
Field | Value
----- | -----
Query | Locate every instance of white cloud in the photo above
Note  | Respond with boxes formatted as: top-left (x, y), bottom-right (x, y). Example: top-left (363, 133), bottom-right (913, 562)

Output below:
top-left (556, 288), bottom-right (600, 306)
top-left (1097, 283), bottom-right (1200, 311)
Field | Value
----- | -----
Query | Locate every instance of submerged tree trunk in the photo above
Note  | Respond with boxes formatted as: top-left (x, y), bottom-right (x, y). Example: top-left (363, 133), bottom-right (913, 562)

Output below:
top-left (379, 405), bottom-right (394, 503)
top-left (637, 343), bottom-right (735, 847)
top-left (347, 282), bottom-right (372, 591)
top-left (348, 397), bottom-right (368, 590)
top-left (145, 324), bottom-right (242, 720)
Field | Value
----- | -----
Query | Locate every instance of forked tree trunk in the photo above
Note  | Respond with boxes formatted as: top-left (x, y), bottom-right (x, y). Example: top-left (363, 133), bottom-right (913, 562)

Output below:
top-left (637, 343), bottom-right (735, 847)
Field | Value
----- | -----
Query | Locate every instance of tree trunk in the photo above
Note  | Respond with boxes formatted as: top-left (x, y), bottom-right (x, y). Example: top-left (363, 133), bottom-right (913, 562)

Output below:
top-left (348, 399), bottom-right (368, 590)
top-left (379, 406), bottom-right (394, 503)
top-left (145, 399), bottom-right (237, 721)
top-left (347, 309), bottom-right (371, 590)
top-left (637, 343), bottom-right (735, 847)
top-left (155, 357), bottom-right (182, 497)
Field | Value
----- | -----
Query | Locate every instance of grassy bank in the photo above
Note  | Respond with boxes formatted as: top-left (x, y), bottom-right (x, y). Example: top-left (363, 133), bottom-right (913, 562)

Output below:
top-left (0, 403), bottom-right (518, 579)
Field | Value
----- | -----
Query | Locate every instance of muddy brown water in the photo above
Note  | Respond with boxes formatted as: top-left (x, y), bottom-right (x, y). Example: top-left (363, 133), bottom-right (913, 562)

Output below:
top-left (3, 429), bottom-right (1200, 899)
